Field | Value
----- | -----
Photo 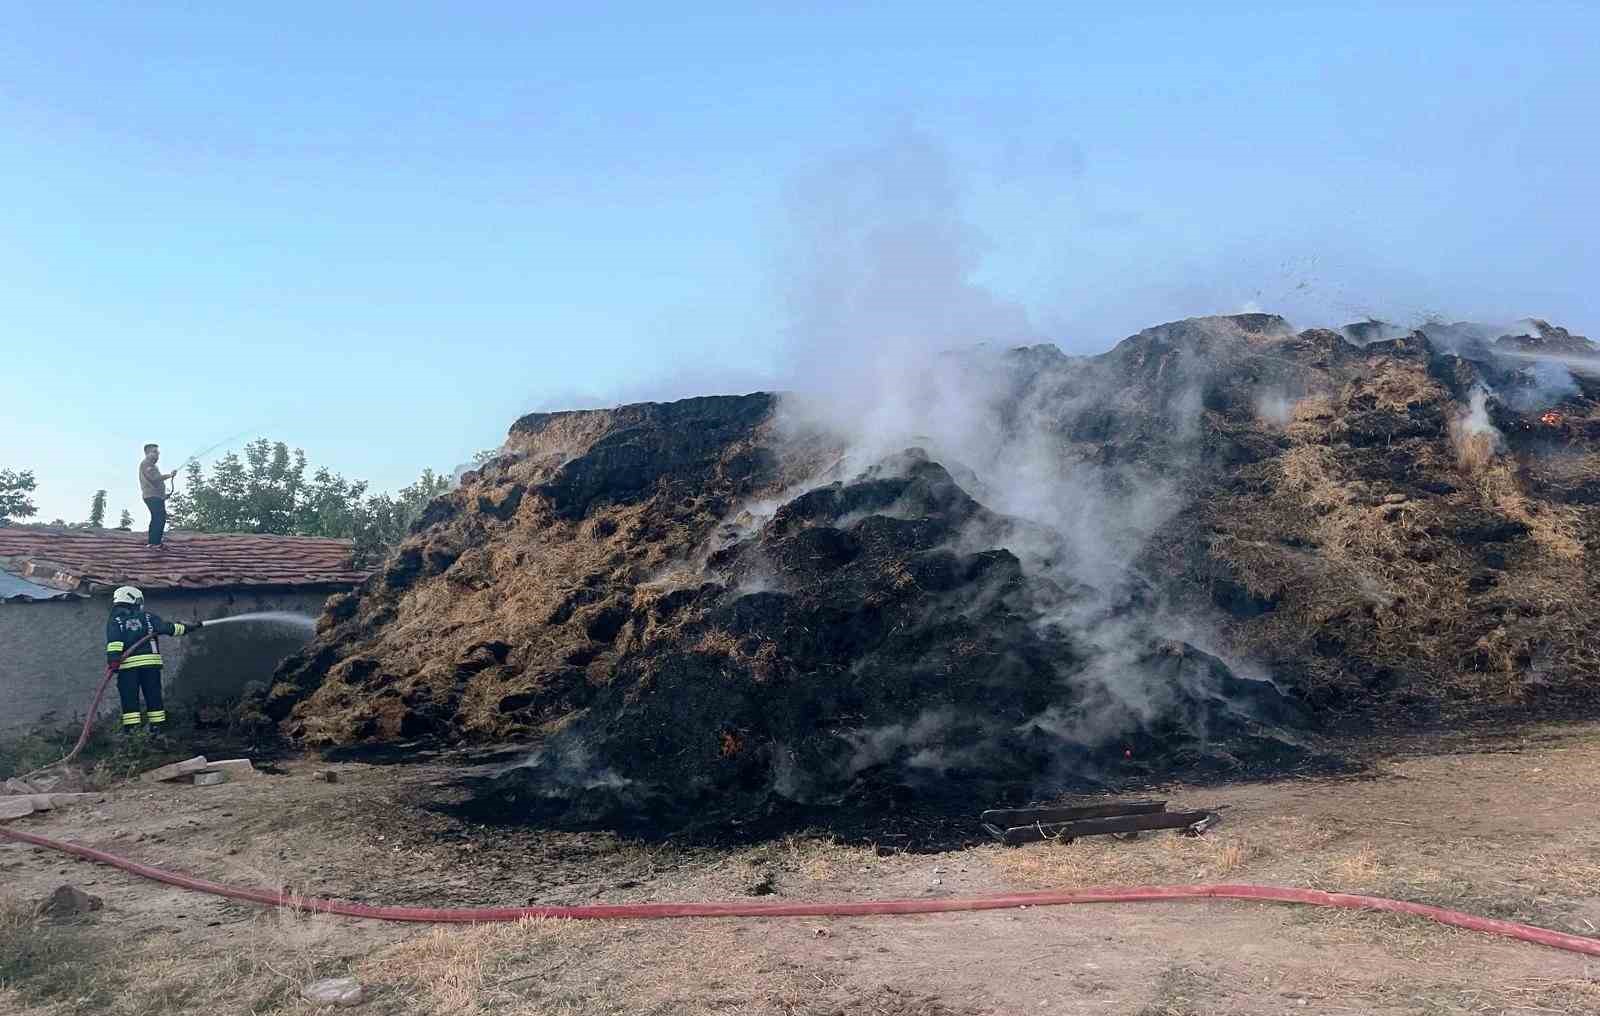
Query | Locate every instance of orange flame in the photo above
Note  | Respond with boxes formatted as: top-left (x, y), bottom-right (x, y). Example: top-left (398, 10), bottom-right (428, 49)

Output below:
top-left (1540, 411), bottom-right (1563, 426)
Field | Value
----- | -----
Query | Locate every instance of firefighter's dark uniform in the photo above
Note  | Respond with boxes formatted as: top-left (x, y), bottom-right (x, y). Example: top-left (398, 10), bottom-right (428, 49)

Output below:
top-left (105, 606), bottom-right (193, 732)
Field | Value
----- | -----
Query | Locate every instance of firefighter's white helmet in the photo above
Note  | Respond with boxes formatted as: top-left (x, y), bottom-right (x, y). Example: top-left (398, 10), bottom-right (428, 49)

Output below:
top-left (112, 586), bottom-right (144, 606)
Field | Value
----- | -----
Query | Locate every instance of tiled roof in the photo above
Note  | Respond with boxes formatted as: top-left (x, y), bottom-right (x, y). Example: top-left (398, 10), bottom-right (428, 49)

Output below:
top-left (0, 526), bottom-right (369, 593)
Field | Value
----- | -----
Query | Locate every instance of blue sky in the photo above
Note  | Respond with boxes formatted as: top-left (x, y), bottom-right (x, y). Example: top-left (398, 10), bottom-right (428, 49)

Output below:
top-left (4, 2), bottom-right (1596, 522)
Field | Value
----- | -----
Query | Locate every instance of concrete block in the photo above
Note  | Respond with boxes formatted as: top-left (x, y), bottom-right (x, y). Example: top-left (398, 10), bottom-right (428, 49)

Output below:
top-left (4, 777), bottom-right (38, 795)
top-left (142, 756), bottom-right (209, 783)
top-left (209, 759), bottom-right (256, 778)
top-left (0, 797), bottom-right (35, 821)
top-left (192, 771), bottom-right (227, 787)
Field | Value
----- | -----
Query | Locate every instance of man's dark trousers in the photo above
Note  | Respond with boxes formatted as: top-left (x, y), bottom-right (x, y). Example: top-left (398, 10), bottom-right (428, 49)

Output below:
top-left (144, 497), bottom-right (166, 546)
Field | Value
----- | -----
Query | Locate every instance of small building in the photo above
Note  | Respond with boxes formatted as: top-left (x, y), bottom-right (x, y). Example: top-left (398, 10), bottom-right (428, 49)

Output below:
top-left (0, 526), bottom-right (368, 736)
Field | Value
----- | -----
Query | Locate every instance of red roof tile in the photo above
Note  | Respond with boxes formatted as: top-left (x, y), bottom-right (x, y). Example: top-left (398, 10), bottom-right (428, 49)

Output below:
top-left (0, 526), bottom-right (369, 593)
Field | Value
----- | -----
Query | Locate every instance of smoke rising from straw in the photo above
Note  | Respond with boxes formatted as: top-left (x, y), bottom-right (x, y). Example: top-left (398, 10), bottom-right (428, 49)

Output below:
top-left (757, 132), bottom-right (1277, 766)
top-left (1450, 386), bottom-right (1504, 472)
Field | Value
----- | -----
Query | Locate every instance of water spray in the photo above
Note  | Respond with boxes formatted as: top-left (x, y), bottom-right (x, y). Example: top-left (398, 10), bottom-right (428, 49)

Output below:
top-left (199, 611), bottom-right (316, 633)
top-left (171, 425), bottom-right (275, 494)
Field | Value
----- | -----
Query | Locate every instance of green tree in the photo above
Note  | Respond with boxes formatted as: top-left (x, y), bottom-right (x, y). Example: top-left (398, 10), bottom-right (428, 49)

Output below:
top-left (0, 468), bottom-right (37, 526)
top-left (169, 440), bottom-right (454, 567)
top-left (170, 439), bottom-right (310, 534)
top-left (117, 508), bottom-right (134, 530)
top-left (86, 489), bottom-right (108, 528)
top-left (359, 468), bottom-right (453, 561)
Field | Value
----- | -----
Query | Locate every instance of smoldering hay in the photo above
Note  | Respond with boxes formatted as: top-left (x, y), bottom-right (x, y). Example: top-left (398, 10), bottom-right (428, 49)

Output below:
top-left (263, 313), bottom-right (1600, 828)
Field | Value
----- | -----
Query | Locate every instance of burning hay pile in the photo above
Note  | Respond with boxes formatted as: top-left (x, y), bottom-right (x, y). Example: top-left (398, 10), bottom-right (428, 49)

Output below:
top-left (1158, 319), bottom-right (1600, 713)
top-left (265, 314), bottom-right (1599, 827)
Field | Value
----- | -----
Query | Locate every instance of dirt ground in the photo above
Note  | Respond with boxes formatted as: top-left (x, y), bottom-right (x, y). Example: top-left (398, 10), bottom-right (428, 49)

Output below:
top-left (5, 723), bottom-right (1600, 1015)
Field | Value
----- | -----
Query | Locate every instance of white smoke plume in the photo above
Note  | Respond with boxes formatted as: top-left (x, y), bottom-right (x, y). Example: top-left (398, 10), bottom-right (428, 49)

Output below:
top-left (767, 132), bottom-right (1206, 594)
top-left (1507, 358), bottom-right (1580, 412)
top-left (1254, 389), bottom-right (1296, 428)
top-left (1450, 386), bottom-right (1505, 472)
top-left (757, 132), bottom-right (1274, 767)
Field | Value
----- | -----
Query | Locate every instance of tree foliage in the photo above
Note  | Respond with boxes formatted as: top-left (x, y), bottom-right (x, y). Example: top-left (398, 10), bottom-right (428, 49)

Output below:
top-left (117, 509), bottom-right (134, 530)
top-left (0, 468), bottom-right (38, 526)
top-left (168, 439), bottom-right (453, 566)
top-left (86, 489), bottom-right (108, 528)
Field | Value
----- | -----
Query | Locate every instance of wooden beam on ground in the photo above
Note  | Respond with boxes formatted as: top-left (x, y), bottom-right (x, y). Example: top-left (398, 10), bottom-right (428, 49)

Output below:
top-left (1000, 809), bottom-right (1215, 846)
top-left (981, 799), bottom-right (1167, 830)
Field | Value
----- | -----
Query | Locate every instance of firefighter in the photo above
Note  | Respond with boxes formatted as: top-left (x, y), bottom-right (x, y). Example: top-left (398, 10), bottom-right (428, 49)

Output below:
top-left (105, 586), bottom-right (203, 735)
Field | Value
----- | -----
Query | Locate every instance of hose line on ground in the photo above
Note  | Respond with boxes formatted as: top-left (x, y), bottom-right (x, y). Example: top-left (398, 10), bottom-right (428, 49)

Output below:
top-left (21, 632), bottom-right (154, 780)
top-left (2, 825), bottom-right (1597, 957)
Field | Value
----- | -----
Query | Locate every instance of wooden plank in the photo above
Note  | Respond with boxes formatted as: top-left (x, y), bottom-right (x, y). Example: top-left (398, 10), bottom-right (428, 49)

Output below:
top-left (982, 799), bottom-right (1166, 829)
top-left (1001, 809), bottom-right (1213, 847)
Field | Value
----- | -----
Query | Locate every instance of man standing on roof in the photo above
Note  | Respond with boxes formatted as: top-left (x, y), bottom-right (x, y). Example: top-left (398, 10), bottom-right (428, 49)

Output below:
top-left (106, 586), bottom-right (202, 736)
top-left (139, 443), bottom-right (177, 549)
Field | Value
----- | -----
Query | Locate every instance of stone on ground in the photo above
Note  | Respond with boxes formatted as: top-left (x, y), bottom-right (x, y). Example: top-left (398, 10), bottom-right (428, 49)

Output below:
top-left (0, 798), bottom-right (36, 820)
top-left (300, 977), bottom-right (367, 1008)
top-left (36, 885), bottom-right (103, 920)
top-left (22, 768), bottom-right (87, 794)
top-left (141, 756), bottom-right (209, 783)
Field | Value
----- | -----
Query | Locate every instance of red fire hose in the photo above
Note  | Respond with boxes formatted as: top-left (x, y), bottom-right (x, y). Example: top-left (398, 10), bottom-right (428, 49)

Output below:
top-left (0, 825), bottom-right (1596, 957)
top-left (22, 632), bottom-right (155, 780)
top-left (6, 634), bottom-right (1594, 956)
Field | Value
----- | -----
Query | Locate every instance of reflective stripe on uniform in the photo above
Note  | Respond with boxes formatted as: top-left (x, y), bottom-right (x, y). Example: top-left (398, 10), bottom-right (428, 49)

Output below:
top-left (121, 712), bottom-right (143, 726)
top-left (106, 641), bottom-right (126, 653)
top-left (172, 622), bottom-right (186, 635)
top-left (118, 653), bottom-right (163, 669)
top-left (146, 710), bottom-right (167, 723)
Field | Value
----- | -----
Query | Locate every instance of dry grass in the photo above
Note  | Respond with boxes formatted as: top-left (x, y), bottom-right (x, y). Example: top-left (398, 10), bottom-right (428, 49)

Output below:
top-left (358, 918), bottom-right (567, 1015)
top-left (1452, 428), bottom-right (1500, 472)
top-left (983, 807), bottom-right (1568, 915)
top-left (1201, 357), bottom-right (1600, 706)
top-left (1276, 967), bottom-right (1600, 1014)
top-left (0, 888), bottom-right (374, 1015)
top-left (291, 477), bottom-right (743, 742)
top-left (884, 559), bottom-right (918, 592)
top-left (1474, 459), bottom-right (1586, 559)
top-left (691, 627), bottom-right (740, 657)
top-left (283, 395), bottom-right (804, 745)
top-left (777, 834), bottom-right (872, 883)
top-left (987, 829), bottom-right (1260, 889)
top-left (1363, 359), bottom-right (1445, 412)
top-left (352, 916), bottom-right (876, 1016)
